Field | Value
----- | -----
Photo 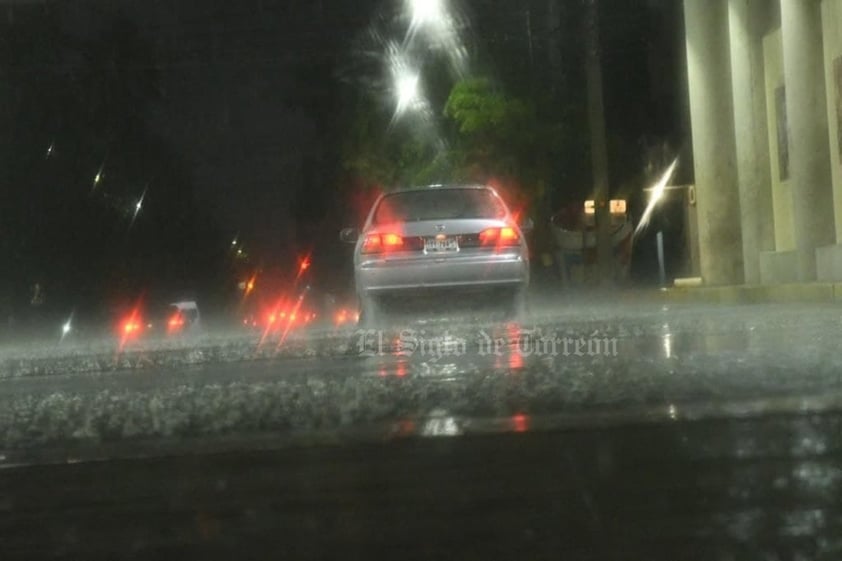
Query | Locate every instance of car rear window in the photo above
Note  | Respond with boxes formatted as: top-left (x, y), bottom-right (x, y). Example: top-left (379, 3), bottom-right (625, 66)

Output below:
top-left (373, 189), bottom-right (507, 224)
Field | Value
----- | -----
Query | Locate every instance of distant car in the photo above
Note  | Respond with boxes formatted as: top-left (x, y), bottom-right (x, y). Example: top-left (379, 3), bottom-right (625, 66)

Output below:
top-left (241, 288), bottom-right (319, 333)
top-left (238, 255), bottom-right (358, 332)
top-left (341, 184), bottom-right (532, 324)
top-left (163, 301), bottom-right (201, 335)
top-left (117, 300), bottom-right (202, 341)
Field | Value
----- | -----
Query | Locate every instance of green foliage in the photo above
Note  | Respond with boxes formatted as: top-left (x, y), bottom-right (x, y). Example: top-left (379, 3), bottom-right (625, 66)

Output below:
top-left (445, 78), bottom-right (530, 137)
top-left (340, 75), bottom-right (569, 232)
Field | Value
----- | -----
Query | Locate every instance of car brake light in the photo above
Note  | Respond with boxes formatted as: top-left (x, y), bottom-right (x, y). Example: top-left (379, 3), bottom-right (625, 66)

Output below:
top-left (362, 233), bottom-right (404, 253)
top-left (479, 227), bottom-right (519, 246)
top-left (500, 227), bottom-right (518, 242)
top-left (122, 318), bottom-right (142, 335)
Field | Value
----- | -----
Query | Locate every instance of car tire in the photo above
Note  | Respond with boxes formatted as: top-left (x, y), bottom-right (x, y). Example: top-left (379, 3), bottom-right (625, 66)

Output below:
top-left (506, 286), bottom-right (528, 322)
top-left (358, 294), bottom-right (381, 327)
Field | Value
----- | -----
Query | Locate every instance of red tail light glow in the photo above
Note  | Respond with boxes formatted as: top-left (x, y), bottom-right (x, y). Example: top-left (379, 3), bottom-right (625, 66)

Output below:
top-left (512, 413), bottom-right (529, 433)
top-left (362, 233), bottom-right (404, 254)
top-left (121, 312), bottom-right (143, 338)
top-left (479, 226), bottom-right (519, 246)
top-left (335, 309), bottom-right (349, 325)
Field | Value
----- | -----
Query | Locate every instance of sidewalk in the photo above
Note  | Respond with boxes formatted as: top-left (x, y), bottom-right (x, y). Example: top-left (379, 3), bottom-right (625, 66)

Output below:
top-left (530, 271), bottom-right (842, 305)
top-left (659, 282), bottom-right (842, 305)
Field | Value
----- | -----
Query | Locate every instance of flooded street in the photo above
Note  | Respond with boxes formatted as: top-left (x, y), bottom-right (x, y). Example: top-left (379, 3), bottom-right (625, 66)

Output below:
top-left (2, 299), bottom-right (841, 455)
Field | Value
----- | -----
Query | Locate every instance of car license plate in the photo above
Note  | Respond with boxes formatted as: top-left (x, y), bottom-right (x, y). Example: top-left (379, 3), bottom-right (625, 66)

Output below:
top-left (425, 237), bottom-right (459, 252)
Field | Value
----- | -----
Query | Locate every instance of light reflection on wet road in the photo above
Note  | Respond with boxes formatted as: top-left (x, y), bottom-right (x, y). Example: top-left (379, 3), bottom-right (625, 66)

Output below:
top-left (2, 300), bottom-right (842, 558)
top-left (1, 301), bottom-right (841, 452)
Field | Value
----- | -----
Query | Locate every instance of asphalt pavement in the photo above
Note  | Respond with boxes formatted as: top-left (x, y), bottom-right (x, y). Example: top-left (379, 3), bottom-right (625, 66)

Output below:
top-left (2, 296), bottom-right (842, 559)
top-left (1, 297), bottom-right (842, 456)
top-left (2, 410), bottom-right (841, 560)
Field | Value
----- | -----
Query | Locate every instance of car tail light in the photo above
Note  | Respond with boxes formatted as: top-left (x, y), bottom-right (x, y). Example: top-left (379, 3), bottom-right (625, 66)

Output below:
top-left (335, 309), bottom-right (349, 325)
top-left (122, 317), bottom-right (142, 336)
top-left (478, 226), bottom-right (520, 247)
top-left (168, 314), bottom-right (185, 330)
top-left (362, 233), bottom-right (404, 254)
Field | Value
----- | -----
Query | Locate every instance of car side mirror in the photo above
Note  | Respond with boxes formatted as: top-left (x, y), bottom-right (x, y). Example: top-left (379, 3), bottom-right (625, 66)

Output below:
top-left (519, 217), bottom-right (534, 233)
top-left (340, 227), bottom-right (359, 244)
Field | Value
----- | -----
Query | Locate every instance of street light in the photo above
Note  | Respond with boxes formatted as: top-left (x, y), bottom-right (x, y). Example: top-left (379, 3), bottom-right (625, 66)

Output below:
top-left (404, 0), bottom-right (467, 77)
top-left (386, 40), bottom-right (425, 120)
top-left (395, 69), bottom-right (420, 115)
top-left (130, 187), bottom-right (147, 226)
top-left (60, 314), bottom-right (73, 343)
top-left (634, 157), bottom-right (679, 236)
top-left (408, 0), bottom-right (445, 29)
top-left (635, 157), bottom-right (679, 288)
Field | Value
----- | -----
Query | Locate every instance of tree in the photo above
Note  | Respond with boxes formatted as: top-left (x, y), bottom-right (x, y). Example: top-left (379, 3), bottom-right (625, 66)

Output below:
top-left (444, 77), bottom-right (539, 181)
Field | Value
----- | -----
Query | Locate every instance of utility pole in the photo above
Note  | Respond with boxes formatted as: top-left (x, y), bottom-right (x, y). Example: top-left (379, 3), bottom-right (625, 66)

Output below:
top-left (584, 0), bottom-right (613, 285)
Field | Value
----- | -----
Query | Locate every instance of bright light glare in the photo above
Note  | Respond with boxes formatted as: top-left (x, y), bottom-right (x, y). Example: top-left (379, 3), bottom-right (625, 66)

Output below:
top-left (634, 157), bottom-right (679, 236)
top-left (386, 41), bottom-right (427, 121)
top-left (396, 71), bottom-right (419, 115)
top-left (130, 187), bottom-right (147, 227)
top-left (402, 0), bottom-right (467, 77)
top-left (60, 314), bottom-right (73, 343)
top-left (409, 0), bottom-right (445, 27)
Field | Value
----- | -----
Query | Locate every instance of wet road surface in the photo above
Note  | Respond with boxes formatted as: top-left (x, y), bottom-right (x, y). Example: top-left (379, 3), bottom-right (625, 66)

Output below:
top-left (2, 300), bottom-right (842, 452)
top-left (1, 300), bottom-right (842, 558)
top-left (2, 412), bottom-right (841, 560)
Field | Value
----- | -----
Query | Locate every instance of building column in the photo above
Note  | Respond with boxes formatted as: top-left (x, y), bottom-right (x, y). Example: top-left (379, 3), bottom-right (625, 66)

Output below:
top-left (684, 0), bottom-right (744, 285)
top-left (781, 0), bottom-right (835, 281)
top-left (728, 0), bottom-right (775, 284)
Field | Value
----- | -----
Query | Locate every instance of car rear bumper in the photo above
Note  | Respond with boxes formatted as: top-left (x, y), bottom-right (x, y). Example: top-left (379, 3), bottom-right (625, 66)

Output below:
top-left (356, 252), bottom-right (529, 295)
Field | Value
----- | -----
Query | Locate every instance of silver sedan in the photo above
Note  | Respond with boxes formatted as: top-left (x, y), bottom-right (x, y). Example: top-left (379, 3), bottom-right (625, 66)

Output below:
top-left (341, 185), bottom-right (532, 324)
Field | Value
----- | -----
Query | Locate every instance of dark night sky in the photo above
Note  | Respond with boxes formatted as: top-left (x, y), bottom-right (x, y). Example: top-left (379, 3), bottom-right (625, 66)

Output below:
top-left (65, 0), bottom-right (378, 261)
top-left (13, 0), bottom-right (687, 264)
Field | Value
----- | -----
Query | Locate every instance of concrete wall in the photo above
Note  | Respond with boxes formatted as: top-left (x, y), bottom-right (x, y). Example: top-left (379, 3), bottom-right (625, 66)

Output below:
top-left (763, 29), bottom-right (795, 250)
top-left (822, 0), bottom-right (842, 243)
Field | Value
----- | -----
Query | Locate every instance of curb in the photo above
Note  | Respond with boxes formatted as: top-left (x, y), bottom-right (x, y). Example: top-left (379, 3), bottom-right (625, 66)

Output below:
top-left (659, 283), bottom-right (842, 305)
